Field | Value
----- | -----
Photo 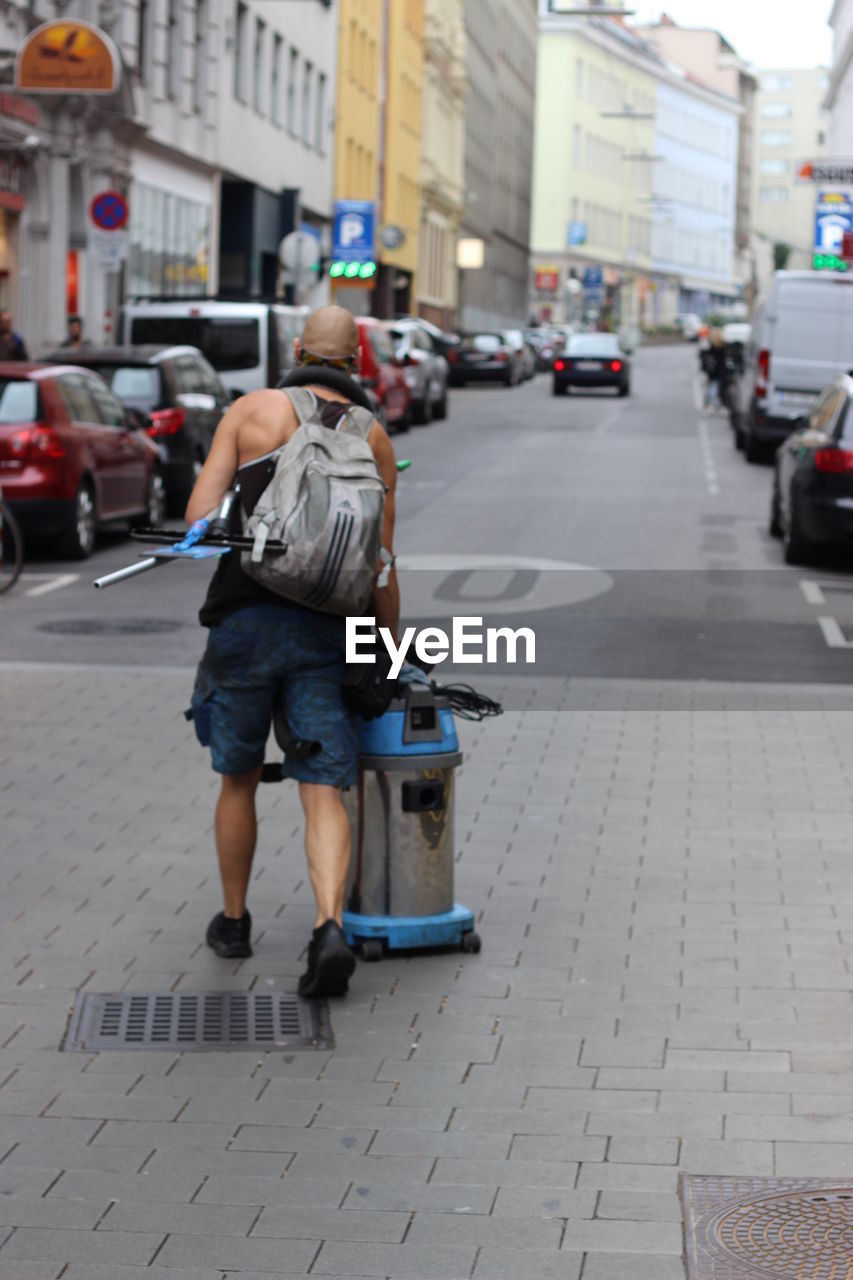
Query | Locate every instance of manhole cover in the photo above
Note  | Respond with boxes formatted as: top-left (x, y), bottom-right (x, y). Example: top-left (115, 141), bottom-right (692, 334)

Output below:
top-left (64, 991), bottom-right (333, 1052)
top-left (683, 1175), bottom-right (853, 1280)
top-left (40, 618), bottom-right (183, 636)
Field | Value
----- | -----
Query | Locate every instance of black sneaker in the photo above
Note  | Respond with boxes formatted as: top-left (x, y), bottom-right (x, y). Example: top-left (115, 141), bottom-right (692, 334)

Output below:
top-left (206, 910), bottom-right (252, 958)
top-left (298, 920), bottom-right (356, 998)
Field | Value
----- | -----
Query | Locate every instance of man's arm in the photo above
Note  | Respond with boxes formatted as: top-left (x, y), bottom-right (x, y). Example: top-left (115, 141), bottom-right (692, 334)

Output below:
top-left (368, 423), bottom-right (399, 642)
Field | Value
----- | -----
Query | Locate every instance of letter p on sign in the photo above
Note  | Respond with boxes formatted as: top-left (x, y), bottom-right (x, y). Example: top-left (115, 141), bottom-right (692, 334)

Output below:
top-left (340, 214), bottom-right (365, 248)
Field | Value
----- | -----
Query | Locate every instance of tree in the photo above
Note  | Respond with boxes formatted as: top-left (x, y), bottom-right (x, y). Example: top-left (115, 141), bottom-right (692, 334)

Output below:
top-left (773, 242), bottom-right (792, 271)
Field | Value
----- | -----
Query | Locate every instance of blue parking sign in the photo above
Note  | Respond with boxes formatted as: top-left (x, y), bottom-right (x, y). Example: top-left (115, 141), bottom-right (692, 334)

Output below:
top-left (332, 200), bottom-right (376, 262)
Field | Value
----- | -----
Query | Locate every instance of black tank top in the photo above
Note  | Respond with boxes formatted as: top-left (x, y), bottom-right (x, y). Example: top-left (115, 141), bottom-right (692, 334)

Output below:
top-left (198, 394), bottom-right (353, 627)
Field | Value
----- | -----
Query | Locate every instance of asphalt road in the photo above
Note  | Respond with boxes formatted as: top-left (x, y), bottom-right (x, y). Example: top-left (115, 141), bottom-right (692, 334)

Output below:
top-left (3, 343), bottom-right (853, 687)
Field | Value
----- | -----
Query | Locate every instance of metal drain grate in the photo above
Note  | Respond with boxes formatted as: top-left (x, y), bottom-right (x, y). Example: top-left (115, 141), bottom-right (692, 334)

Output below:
top-left (64, 991), bottom-right (333, 1052)
top-left (682, 1175), bottom-right (853, 1280)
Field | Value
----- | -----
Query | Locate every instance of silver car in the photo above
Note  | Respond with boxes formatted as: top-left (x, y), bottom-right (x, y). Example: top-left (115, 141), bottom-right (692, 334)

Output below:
top-left (386, 320), bottom-right (450, 424)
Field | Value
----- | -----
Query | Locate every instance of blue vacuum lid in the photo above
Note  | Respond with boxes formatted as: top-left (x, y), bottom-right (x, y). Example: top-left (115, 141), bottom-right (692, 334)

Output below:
top-left (357, 690), bottom-right (459, 756)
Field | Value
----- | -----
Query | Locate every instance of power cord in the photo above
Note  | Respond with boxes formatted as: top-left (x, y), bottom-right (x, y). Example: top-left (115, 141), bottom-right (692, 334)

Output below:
top-left (429, 682), bottom-right (503, 721)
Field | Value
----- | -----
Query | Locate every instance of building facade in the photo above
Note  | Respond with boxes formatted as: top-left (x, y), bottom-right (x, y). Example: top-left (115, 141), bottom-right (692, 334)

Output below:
top-left (635, 18), bottom-right (757, 293)
top-left (826, 0), bottom-right (853, 161)
top-left (750, 68), bottom-right (829, 295)
top-left (416, 0), bottom-right (466, 330)
top-left (531, 9), bottom-right (740, 330)
top-left (459, 0), bottom-right (538, 331)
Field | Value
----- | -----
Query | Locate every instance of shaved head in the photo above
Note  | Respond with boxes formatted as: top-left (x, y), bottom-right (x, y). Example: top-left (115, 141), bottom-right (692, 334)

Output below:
top-left (301, 305), bottom-right (359, 358)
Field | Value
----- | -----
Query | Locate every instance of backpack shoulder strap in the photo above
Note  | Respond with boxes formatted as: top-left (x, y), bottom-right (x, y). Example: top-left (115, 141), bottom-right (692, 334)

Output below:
top-left (338, 405), bottom-right (376, 441)
top-left (283, 386), bottom-right (319, 424)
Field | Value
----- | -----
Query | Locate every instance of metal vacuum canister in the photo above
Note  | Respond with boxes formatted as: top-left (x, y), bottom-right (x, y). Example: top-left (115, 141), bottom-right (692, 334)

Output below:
top-left (344, 687), bottom-right (462, 919)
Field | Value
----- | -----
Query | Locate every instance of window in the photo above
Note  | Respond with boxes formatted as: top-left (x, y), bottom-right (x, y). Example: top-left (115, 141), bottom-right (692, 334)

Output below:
top-left (271, 34), bottom-right (283, 125)
top-left (818, 130), bottom-right (825, 146)
top-left (193, 0), bottom-right (207, 114)
top-left (0, 380), bottom-right (37, 424)
top-left (316, 71), bottom-right (326, 151)
top-left (761, 131), bottom-right (791, 147)
top-left (760, 158), bottom-right (789, 175)
top-left (107, 367), bottom-right (162, 413)
top-left (166, 0), bottom-right (180, 101)
top-left (137, 0), bottom-right (149, 82)
top-left (573, 124), bottom-right (581, 167)
top-left (234, 1), bottom-right (248, 102)
top-left (761, 73), bottom-right (793, 91)
top-left (810, 382), bottom-right (847, 434)
top-left (88, 379), bottom-right (127, 427)
top-left (761, 102), bottom-right (792, 118)
top-left (575, 57), bottom-right (583, 97)
top-left (759, 186), bottom-right (789, 203)
top-left (287, 46), bottom-right (299, 132)
top-left (57, 374), bottom-right (99, 424)
top-left (129, 317), bottom-right (261, 372)
top-left (302, 60), bottom-right (313, 144)
top-left (253, 18), bottom-right (265, 113)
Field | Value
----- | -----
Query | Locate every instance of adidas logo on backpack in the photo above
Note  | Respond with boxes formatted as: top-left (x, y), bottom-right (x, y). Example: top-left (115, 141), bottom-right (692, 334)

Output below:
top-left (241, 387), bottom-right (386, 615)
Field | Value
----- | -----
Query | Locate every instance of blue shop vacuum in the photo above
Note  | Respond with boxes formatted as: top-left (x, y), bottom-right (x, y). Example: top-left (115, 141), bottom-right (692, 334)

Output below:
top-left (342, 682), bottom-right (485, 961)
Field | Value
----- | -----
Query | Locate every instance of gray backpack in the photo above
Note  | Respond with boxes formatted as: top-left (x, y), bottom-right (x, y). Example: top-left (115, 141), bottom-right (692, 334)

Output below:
top-left (241, 387), bottom-right (385, 615)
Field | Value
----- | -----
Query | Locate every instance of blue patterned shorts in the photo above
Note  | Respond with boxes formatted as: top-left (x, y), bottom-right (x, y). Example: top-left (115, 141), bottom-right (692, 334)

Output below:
top-left (190, 603), bottom-right (357, 785)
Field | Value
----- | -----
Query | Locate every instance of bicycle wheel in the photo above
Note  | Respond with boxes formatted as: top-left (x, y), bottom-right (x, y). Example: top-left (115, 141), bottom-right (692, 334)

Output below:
top-left (0, 499), bottom-right (24, 593)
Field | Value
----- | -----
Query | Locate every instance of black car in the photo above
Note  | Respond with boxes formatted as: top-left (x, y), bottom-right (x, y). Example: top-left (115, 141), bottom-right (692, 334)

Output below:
top-left (41, 345), bottom-right (230, 513)
top-left (446, 332), bottom-right (519, 386)
top-left (771, 373), bottom-right (853, 564)
top-left (553, 333), bottom-right (630, 396)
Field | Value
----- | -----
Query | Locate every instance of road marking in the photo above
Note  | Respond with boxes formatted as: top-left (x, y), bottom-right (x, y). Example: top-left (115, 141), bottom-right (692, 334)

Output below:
top-left (818, 615), bottom-right (853, 649)
top-left (800, 580), bottom-right (827, 607)
top-left (692, 375), bottom-right (703, 412)
top-left (594, 407), bottom-right (621, 437)
top-left (23, 573), bottom-right (80, 598)
top-left (697, 420), bottom-right (719, 496)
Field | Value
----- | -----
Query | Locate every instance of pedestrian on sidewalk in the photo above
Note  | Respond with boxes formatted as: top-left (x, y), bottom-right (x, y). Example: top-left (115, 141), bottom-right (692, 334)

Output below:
top-left (185, 305), bottom-right (399, 997)
top-left (0, 310), bottom-right (28, 360)
top-left (60, 314), bottom-right (90, 349)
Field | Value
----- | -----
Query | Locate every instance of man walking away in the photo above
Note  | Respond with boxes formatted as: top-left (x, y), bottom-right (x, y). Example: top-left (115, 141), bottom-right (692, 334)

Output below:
top-left (185, 305), bottom-right (399, 997)
top-left (0, 311), bottom-right (28, 360)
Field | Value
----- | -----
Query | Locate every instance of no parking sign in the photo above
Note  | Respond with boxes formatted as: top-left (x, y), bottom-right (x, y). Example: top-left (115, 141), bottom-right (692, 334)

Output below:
top-left (89, 189), bottom-right (129, 268)
top-left (90, 189), bottom-right (128, 231)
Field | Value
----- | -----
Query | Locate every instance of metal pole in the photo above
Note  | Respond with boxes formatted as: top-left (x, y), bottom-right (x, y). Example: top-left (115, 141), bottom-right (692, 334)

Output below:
top-left (93, 557), bottom-right (165, 589)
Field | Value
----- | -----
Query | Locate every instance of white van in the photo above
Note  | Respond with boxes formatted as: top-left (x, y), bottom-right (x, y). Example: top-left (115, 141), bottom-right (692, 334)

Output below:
top-left (117, 299), bottom-right (309, 397)
top-left (736, 271), bottom-right (853, 461)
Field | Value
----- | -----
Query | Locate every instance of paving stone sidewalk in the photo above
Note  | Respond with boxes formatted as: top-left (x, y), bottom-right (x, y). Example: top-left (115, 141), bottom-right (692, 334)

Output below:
top-left (1, 663), bottom-right (853, 1279)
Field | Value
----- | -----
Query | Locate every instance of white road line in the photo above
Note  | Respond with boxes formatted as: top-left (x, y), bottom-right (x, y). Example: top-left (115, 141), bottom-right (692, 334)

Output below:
top-left (594, 408), bottom-right (621, 437)
top-left (697, 419), bottom-right (719, 496)
top-left (692, 375), bottom-right (704, 412)
top-left (23, 573), bottom-right (79, 598)
top-left (818, 615), bottom-right (853, 649)
top-left (800, 580), bottom-right (827, 607)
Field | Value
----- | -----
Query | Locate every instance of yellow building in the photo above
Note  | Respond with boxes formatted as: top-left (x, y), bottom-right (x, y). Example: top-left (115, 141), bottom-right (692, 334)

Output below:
top-left (378, 0), bottom-right (424, 314)
top-left (333, 0), bottom-right (423, 316)
top-left (333, 0), bottom-right (382, 309)
top-left (416, 0), bottom-right (466, 329)
top-left (531, 20), bottom-right (657, 328)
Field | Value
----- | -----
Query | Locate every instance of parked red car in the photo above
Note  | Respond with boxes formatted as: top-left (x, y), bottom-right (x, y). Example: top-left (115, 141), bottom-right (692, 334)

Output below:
top-left (0, 364), bottom-right (165, 558)
top-left (355, 317), bottom-right (410, 430)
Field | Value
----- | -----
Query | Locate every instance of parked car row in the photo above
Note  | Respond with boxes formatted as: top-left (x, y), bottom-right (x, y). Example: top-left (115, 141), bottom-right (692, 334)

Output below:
top-left (0, 301), bottom-right (467, 560)
top-left (446, 330), bottom-right (539, 387)
top-left (719, 271), bottom-right (853, 565)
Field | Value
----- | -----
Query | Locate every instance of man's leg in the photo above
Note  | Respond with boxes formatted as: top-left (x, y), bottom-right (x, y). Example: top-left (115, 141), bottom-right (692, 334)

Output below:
top-left (298, 782), bottom-right (351, 927)
top-left (215, 766), bottom-right (263, 918)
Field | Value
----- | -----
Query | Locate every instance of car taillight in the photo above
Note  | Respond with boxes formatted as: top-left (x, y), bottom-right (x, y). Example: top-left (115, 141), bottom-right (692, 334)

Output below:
top-left (147, 407), bottom-right (186, 437)
top-left (11, 425), bottom-right (66, 461)
top-left (756, 348), bottom-right (770, 399)
top-left (446, 348), bottom-right (459, 363)
top-left (815, 446), bottom-right (853, 473)
top-left (497, 351), bottom-right (508, 362)
top-left (611, 360), bottom-right (623, 372)
top-left (554, 360), bottom-right (565, 372)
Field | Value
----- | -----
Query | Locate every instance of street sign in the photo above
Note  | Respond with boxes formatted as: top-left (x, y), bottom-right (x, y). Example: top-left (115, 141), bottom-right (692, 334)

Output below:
top-left (813, 191), bottom-right (853, 272)
top-left (90, 227), bottom-right (128, 268)
top-left (535, 265), bottom-right (560, 292)
top-left (583, 265), bottom-right (603, 288)
top-left (279, 229), bottom-right (321, 272)
top-left (380, 224), bottom-right (406, 250)
top-left (16, 19), bottom-right (121, 95)
top-left (799, 160), bottom-right (853, 184)
top-left (332, 200), bottom-right (375, 263)
top-left (568, 221), bottom-right (587, 246)
top-left (90, 189), bottom-right (128, 231)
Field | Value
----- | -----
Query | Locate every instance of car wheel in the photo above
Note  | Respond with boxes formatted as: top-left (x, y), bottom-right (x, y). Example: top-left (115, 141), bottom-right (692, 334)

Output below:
top-left (413, 393), bottom-right (433, 426)
top-left (769, 475), bottom-right (783, 539)
top-left (783, 500), bottom-right (811, 566)
top-left (433, 389), bottom-right (448, 420)
top-left (745, 431), bottom-right (765, 464)
top-left (62, 480), bottom-right (96, 560)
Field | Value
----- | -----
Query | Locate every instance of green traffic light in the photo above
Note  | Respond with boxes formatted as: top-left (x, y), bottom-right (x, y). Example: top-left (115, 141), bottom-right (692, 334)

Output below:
top-left (344, 261), bottom-right (361, 278)
top-left (813, 252), bottom-right (849, 272)
top-left (329, 261), bottom-right (345, 278)
top-left (359, 261), bottom-right (377, 279)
